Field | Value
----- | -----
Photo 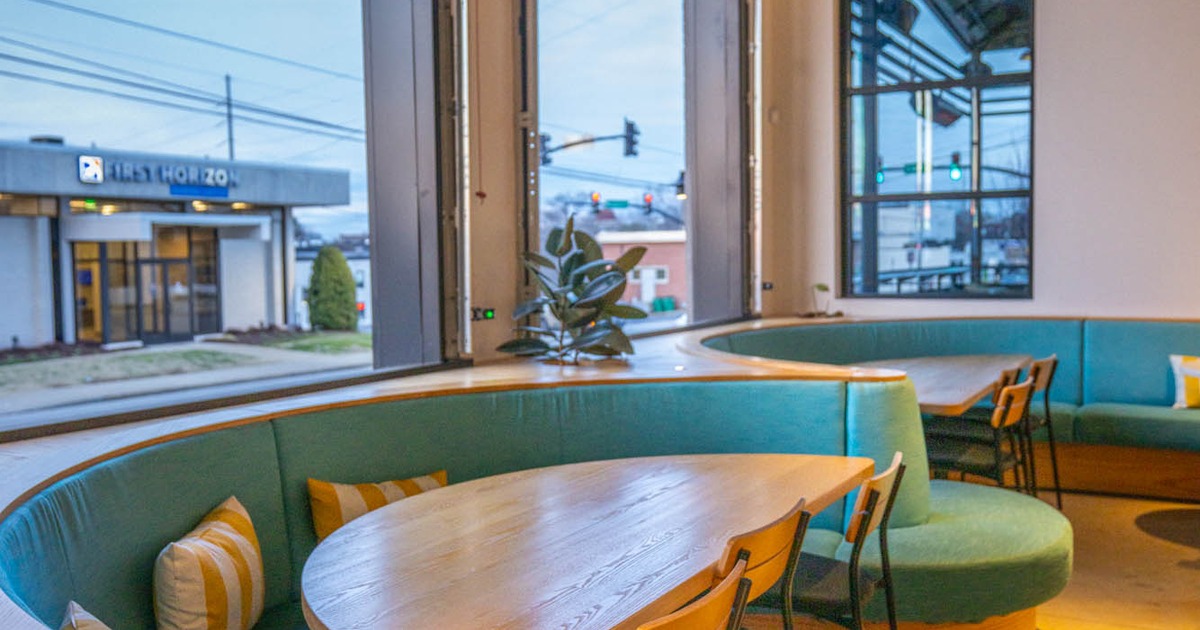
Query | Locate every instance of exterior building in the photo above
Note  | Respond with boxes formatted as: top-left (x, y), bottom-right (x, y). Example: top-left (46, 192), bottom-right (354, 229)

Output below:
top-left (598, 230), bottom-right (687, 313)
top-left (0, 138), bottom-right (349, 348)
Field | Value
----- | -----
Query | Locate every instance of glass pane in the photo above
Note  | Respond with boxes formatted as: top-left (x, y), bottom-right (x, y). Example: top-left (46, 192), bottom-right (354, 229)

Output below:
top-left (538, 0), bottom-right (688, 334)
top-left (981, 85), bottom-right (1031, 191)
top-left (73, 244), bottom-right (103, 343)
top-left (848, 199), bottom-right (973, 295)
top-left (979, 197), bottom-right (1030, 291)
top-left (154, 226), bottom-right (190, 259)
top-left (849, 0), bottom-right (1032, 89)
top-left (140, 263), bottom-right (166, 338)
top-left (849, 92), bottom-right (972, 196)
top-left (166, 263), bottom-right (193, 337)
top-left (107, 258), bottom-right (138, 343)
top-left (192, 229), bottom-right (220, 334)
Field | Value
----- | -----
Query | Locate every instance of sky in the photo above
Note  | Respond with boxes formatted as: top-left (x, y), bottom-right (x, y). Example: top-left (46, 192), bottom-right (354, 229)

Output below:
top-left (0, 0), bottom-right (367, 238)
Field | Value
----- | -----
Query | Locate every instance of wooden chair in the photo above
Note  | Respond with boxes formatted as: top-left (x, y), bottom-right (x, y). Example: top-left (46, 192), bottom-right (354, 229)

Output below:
top-left (923, 367), bottom-right (1031, 490)
top-left (779, 453), bottom-right (906, 630)
top-left (714, 497), bottom-right (812, 630)
top-left (926, 378), bottom-right (1035, 492)
top-left (637, 556), bottom-right (752, 630)
top-left (1026, 355), bottom-right (1063, 509)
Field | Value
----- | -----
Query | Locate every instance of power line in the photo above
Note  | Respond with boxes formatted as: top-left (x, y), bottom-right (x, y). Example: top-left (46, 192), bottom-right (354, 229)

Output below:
top-left (0, 51), bottom-right (364, 135)
top-left (24, 0), bottom-right (362, 82)
top-left (0, 68), bottom-right (364, 143)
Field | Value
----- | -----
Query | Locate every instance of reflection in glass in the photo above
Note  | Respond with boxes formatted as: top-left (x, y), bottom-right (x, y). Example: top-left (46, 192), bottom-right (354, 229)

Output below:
top-left (843, 0), bottom-right (1032, 298)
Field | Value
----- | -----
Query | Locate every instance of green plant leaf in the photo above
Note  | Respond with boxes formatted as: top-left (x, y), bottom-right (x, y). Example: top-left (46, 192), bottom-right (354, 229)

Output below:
top-left (544, 228), bottom-right (564, 255)
top-left (573, 230), bottom-right (603, 262)
top-left (604, 304), bottom-right (648, 319)
top-left (813, 283), bottom-right (830, 292)
top-left (559, 251), bottom-right (586, 286)
top-left (573, 270), bottom-right (627, 307)
top-left (580, 344), bottom-right (622, 357)
top-left (523, 251), bottom-right (555, 268)
top-left (603, 326), bottom-right (635, 354)
top-left (516, 325), bottom-right (558, 337)
top-left (555, 215), bottom-right (575, 257)
top-left (564, 307), bottom-right (601, 329)
top-left (569, 259), bottom-right (613, 283)
top-left (513, 297), bottom-right (551, 319)
top-left (613, 246), bottom-right (647, 272)
top-left (567, 326), bottom-right (615, 350)
top-left (496, 337), bottom-right (552, 356)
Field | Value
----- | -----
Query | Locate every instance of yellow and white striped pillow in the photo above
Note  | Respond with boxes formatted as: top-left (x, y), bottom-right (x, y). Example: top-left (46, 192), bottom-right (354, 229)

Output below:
top-left (153, 496), bottom-right (264, 630)
top-left (1170, 354), bottom-right (1200, 408)
top-left (59, 601), bottom-right (111, 630)
top-left (308, 470), bottom-right (447, 541)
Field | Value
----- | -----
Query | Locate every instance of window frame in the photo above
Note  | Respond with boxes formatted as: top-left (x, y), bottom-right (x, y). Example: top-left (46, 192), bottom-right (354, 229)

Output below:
top-left (838, 0), bottom-right (1035, 299)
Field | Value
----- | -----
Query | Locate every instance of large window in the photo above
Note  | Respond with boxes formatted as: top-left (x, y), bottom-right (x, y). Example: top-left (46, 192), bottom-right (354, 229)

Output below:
top-left (0, 1), bottom-right (410, 428)
top-left (841, 0), bottom-right (1033, 297)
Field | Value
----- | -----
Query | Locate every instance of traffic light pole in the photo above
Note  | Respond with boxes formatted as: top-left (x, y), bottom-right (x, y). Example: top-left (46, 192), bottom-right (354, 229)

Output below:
top-left (539, 118), bottom-right (639, 165)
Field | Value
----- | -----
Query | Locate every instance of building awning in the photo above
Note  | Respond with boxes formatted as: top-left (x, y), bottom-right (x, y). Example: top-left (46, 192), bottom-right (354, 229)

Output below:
top-left (60, 212), bottom-right (270, 242)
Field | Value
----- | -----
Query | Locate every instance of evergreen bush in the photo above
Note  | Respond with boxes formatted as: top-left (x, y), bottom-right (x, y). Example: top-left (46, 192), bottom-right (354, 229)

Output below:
top-left (308, 246), bottom-right (358, 331)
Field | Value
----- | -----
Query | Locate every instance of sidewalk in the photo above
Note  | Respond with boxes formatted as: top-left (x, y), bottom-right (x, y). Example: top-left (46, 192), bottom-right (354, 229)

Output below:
top-left (0, 341), bottom-right (372, 415)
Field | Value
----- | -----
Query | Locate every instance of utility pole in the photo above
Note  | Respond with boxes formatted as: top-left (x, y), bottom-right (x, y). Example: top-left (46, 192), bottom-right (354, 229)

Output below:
top-left (225, 73), bottom-right (235, 161)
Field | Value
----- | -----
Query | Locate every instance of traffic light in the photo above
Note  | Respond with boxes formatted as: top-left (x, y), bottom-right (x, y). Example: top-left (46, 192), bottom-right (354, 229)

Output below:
top-left (875, 157), bottom-right (885, 184)
top-left (591, 191), bottom-right (601, 211)
top-left (623, 118), bottom-right (639, 157)
top-left (949, 152), bottom-right (963, 181)
top-left (539, 133), bottom-right (552, 165)
top-left (643, 193), bottom-right (653, 214)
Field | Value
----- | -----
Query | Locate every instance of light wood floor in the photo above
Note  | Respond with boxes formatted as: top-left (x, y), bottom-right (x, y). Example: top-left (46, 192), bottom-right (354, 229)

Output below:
top-left (745, 492), bottom-right (1200, 630)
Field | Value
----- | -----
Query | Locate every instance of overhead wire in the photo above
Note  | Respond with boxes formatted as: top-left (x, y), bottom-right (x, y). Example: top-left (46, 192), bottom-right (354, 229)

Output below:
top-left (0, 51), bottom-right (364, 135)
top-left (23, 0), bottom-right (362, 82)
top-left (0, 68), bottom-right (364, 143)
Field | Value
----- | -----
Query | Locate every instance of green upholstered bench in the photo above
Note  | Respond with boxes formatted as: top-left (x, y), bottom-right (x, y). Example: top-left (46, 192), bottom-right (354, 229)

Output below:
top-left (11, 376), bottom-right (1061, 629)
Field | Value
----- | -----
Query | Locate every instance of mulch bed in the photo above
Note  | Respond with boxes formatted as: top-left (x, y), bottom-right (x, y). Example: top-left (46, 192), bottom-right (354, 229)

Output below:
top-left (216, 327), bottom-right (309, 345)
top-left (0, 342), bottom-right (106, 366)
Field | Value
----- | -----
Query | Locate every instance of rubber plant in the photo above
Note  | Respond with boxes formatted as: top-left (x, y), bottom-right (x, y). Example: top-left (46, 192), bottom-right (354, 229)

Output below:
top-left (497, 216), bottom-right (648, 363)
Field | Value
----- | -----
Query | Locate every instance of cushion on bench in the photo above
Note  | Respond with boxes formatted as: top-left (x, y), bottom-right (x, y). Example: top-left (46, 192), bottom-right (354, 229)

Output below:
top-left (828, 480), bottom-right (1072, 623)
top-left (1076, 403), bottom-right (1200, 451)
top-left (0, 423), bottom-right (291, 630)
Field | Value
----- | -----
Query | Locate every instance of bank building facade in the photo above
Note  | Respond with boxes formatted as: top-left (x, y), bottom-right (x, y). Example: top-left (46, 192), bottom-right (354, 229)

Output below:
top-left (0, 137), bottom-right (349, 349)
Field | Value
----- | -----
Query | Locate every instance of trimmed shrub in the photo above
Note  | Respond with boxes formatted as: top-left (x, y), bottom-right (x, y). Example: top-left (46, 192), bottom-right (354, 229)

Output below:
top-left (308, 246), bottom-right (358, 331)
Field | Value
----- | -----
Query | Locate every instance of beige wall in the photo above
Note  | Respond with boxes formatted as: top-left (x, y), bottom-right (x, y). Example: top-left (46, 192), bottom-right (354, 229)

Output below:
top-left (761, 0), bottom-right (1200, 320)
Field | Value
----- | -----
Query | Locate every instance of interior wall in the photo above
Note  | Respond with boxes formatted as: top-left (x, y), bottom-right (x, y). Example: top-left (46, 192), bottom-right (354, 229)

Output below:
top-left (762, 0), bottom-right (1200, 320)
top-left (465, 0), bottom-right (522, 361)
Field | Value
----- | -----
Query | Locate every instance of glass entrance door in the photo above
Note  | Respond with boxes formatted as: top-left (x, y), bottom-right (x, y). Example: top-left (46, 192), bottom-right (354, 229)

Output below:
top-left (138, 261), bottom-right (193, 342)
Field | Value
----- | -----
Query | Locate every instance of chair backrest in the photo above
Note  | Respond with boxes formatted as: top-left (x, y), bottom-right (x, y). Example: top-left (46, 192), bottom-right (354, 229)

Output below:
top-left (990, 367), bottom-right (1022, 404)
top-left (845, 452), bottom-right (904, 545)
top-left (989, 378), bottom-right (1034, 429)
top-left (637, 557), bottom-right (751, 630)
top-left (1028, 355), bottom-right (1058, 395)
top-left (714, 497), bottom-right (809, 601)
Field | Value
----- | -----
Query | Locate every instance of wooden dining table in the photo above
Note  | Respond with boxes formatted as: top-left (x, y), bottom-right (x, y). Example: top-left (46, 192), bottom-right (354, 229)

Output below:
top-left (301, 453), bottom-right (874, 630)
top-left (854, 354), bottom-right (1032, 416)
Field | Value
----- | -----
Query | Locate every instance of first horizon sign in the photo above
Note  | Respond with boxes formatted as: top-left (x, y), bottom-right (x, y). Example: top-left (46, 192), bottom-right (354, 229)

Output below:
top-left (78, 155), bottom-right (240, 189)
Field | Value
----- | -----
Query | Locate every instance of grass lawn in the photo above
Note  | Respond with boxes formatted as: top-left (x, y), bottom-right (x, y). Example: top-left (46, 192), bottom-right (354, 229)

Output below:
top-left (0, 349), bottom-right (254, 392)
top-left (262, 332), bottom-right (372, 354)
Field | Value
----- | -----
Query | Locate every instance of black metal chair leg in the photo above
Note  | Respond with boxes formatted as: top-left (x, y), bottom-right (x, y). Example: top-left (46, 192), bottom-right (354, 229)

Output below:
top-left (1046, 417), bottom-right (1064, 509)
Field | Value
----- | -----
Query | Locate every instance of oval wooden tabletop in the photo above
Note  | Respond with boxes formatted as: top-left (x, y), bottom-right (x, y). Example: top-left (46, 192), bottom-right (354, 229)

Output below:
top-left (301, 453), bottom-right (874, 630)
top-left (853, 354), bottom-right (1033, 416)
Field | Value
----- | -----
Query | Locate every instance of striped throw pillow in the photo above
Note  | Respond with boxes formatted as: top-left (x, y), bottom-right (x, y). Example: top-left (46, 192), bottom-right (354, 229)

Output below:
top-left (153, 496), bottom-right (264, 630)
top-left (59, 601), bottom-right (111, 630)
top-left (1171, 354), bottom-right (1200, 408)
top-left (308, 470), bottom-right (448, 541)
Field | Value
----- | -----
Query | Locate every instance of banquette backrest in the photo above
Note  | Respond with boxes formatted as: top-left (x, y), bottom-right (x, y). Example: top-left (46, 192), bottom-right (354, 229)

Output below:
top-left (1083, 320), bottom-right (1200, 405)
top-left (0, 378), bottom-right (928, 629)
top-left (704, 319), bottom-right (1086, 405)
